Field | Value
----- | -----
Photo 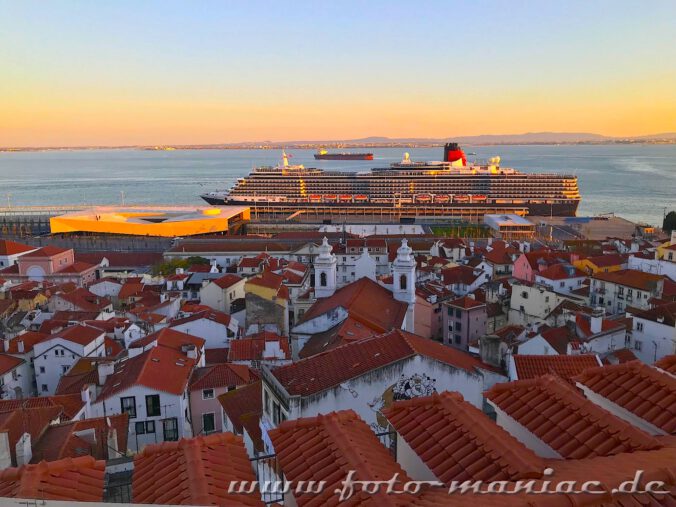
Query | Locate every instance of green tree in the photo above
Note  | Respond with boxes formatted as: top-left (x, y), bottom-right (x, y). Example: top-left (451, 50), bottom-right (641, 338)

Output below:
top-left (664, 211), bottom-right (676, 234)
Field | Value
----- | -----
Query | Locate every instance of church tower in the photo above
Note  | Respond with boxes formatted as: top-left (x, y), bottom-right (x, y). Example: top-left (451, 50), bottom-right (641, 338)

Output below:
top-left (314, 237), bottom-right (337, 298)
top-left (392, 239), bottom-right (416, 331)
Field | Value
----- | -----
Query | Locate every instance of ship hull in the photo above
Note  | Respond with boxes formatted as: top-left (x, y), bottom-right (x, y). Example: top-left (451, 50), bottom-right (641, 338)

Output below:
top-left (314, 153), bottom-right (374, 160)
top-left (201, 194), bottom-right (579, 217)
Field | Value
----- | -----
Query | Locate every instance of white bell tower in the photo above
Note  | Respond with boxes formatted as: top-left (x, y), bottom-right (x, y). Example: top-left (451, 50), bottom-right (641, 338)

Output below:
top-left (314, 237), bottom-right (337, 298)
top-left (392, 239), bottom-right (416, 331)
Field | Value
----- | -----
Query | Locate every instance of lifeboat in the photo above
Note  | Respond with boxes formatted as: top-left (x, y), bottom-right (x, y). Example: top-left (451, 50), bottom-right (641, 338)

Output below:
top-left (339, 195), bottom-right (353, 202)
top-left (454, 195), bottom-right (470, 203)
top-left (354, 195), bottom-right (369, 201)
top-left (323, 194), bottom-right (337, 202)
top-left (471, 195), bottom-right (487, 202)
top-left (416, 194), bottom-right (432, 203)
top-left (309, 194), bottom-right (322, 201)
top-left (434, 195), bottom-right (450, 203)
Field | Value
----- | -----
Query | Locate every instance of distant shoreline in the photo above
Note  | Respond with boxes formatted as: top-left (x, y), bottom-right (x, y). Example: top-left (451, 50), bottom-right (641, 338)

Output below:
top-left (3, 140), bottom-right (676, 153)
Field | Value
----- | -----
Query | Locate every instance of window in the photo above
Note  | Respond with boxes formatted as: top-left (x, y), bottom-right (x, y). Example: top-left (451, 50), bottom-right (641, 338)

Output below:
top-left (135, 421), bottom-right (146, 435)
top-left (163, 418), bottom-right (179, 441)
top-left (146, 395), bottom-right (161, 417)
top-left (145, 420), bottom-right (156, 433)
top-left (61, 365), bottom-right (69, 374)
top-left (264, 390), bottom-right (270, 415)
top-left (41, 384), bottom-right (48, 392)
top-left (454, 322), bottom-right (462, 331)
top-left (273, 401), bottom-right (282, 425)
top-left (521, 291), bottom-right (528, 299)
top-left (455, 309), bottom-right (461, 319)
top-left (634, 340), bottom-right (642, 351)
top-left (454, 334), bottom-right (461, 344)
top-left (320, 272), bottom-right (327, 287)
top-left (39, 366), bottom-right (45, 374)
top-left (202, 413), bottom-right (216, 434)
top-left (400, 274), bottom-right (407, 291)
top-left (121, 396), bottom-right (136, 418)
top-left (559, 281), bottom-right (565, 288)
top-left (636, 322), bottom-right (644, 332)
top-left (202, 389), bottom-right (214, 400)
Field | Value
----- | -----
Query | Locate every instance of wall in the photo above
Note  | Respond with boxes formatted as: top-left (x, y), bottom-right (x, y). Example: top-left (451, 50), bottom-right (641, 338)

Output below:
top-left (245, 292), bottom-right (288, 337)
top-left (170, 318), bottom-right (237, 350)
top-left (630, 316), bottom-right (676, 364)
top-left (189, 385), bottom-right (232, 436)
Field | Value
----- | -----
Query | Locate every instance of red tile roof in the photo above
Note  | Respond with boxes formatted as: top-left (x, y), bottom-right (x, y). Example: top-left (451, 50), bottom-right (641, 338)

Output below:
top-left (21, 245), bottom-right (70, 258)
top-left (133, 433), bottom-right (262, 506)
top-left (537, 263), bottom-right (586, 280)
top-left (655, 355), bottom-right (676, 375)
top-left (57, 261), bottom-right (97, 274)
top-left (298, 316), bottom-right (378, 359)
top-left (55, 359), bottom-right (100, 395)
top-left (486, 374), bottom-right (662, 458)
top-left (593, 269), bottom-right (664, 291)
top-left (0, 456), bottom-right (105, 502)
top-left (633, 300), bottom-right (676, 327)
top-left (30, 413), bottom-right (129, 463)
top-left (204, 347), bottom-right (229, 365)
top-left (51, 324), bottom-right (103, 346)
top-left (218, 381), bottom-right (264, 453)
top-left (0, 406), bottom-right (64, 465)
top-left (299, 277), bottom-right (408, 333)
top-left (383, 392), bottom-right (544, 484)
top-left (128, 327), bottom-right (205, 352)
top-left (512, 354), bottom-right (601, 382)
top-left (54, 287), bottom-right (111, 311)
top-left (6, 331), bottom-right (49, 354)
top-left (574, 361), bottom-right (676, 434)
top-left (272, 329), bottom-right (495, 397)
top-left (584, 253), bottom-right (627, 268)
top-left (0, 354), bottom-right (24, 376)
top-left (538, 326), bottom-right (574, 354)
top-left (269, 410), bottom-right (412, 507)
top-left (212, 273), bottom-right (244, 289)
top-left (0, 239), bottom-right (36, 256)
top-left (0, 394), bottom-right (84, 420)
top-left (169, 308), bottom-right (233, 329)
top-left (441, 265), bottom-right (483, 286)
top-left (189, 363), bottom-right (257, 391)
top-left (98, 346), bottom-right (196, 401)
top-left (228, 333), bottom-right (291, 362)
top-left (447, 295), bottom-right (485, 310)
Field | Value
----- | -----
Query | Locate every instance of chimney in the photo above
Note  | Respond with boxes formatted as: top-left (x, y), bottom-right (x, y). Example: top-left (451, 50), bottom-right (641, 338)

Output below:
top-left (181, 344), bottom-right (198, 359)
top-left (590, 307), bottom-right (604, 334)
top-left (263, 340), bottom-right (284, 359)
top-left (15, 433), bottom-right (32, 466)
top-left (17, 339), bottom-right (24, 354)
top-left (97, 361), bottom-right (115, 386)
top-left (0, 432), bottom-right (10, 469)
top-left (175, 267), bottom-right (184, 275)
top-left (106, 426), bottom-right (121, 459)
top-left (2, 339), bottom-right (8, 353)
top-left (479, 335), bottom-right (503, 369)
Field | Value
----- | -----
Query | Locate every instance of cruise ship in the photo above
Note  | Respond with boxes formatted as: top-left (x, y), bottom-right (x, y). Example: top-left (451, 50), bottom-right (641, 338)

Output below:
top-left (200, 144), bottom-right (581, 216)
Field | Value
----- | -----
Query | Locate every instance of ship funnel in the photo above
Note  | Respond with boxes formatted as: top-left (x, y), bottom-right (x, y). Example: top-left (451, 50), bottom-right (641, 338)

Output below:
top-left (282, 149), bottom-right (289, 168)
top-left (443, 143), bottom-right (467, 166)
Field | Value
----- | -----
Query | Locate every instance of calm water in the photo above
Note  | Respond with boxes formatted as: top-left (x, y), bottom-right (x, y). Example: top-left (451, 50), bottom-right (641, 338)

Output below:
top-left (0, 145), bottom-right (674, 226)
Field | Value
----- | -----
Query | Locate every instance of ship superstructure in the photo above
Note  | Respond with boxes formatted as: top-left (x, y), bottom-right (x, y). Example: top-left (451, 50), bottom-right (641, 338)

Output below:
top-left (201, 144), bottom-right (581, 217)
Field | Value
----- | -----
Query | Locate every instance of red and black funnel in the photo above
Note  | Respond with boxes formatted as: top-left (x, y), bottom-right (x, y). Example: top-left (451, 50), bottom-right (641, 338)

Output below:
top-left (443, 143), bottom-right (466, 166)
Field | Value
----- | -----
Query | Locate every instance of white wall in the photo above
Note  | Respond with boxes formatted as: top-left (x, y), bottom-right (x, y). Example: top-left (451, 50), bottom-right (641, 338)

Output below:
top-left (630, 316), bottom-right (676, 364)
top-left (171, 318), bottom-right (238, 349)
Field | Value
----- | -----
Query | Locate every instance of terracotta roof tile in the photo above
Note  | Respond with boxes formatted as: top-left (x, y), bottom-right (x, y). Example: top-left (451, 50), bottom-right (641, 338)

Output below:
top-left (485, 374), bottom-right (662, 458)
top-left (0, 354), bottom-right (24, 376)
top-left (21, 245), bottom-right (69, 258)
top-left (269, 410), bottom-right (412, 507)
top-left (272, 329), bottom-right (494, 397)
top-left (512, 354), bottom-right (601, 382)
top-left (190, 363), bottom-right (257, 391)
top-left (441, 265), bottom-right (483, 286)
top-left (447, 295), bottom-right (485, 310)
top-left (0, 394), bottom-right (84, 420)
top-left (383, 392), bottom-right (544, 484)
top-left (299, 277), bottom-right (408, 332)
top-left (212, 273), bottom-right (244, 289)
top-left (128, 327), bottom-right (205, 352)
top-left (30, 413), bottom-right (128, 462)
top-left (228, 333), bottom-right (291, 362)
top-left (204, 347), bottom-right (229, 365)
top-left (0, 239), bottom-right (36, 256)
top-left (574, 361), bottom-right (676, 434)
top-left (98, 346), bottom-right (196, 401)
top-left (655, 355), bottom-right (676, 375)
top-left (133, 433), bottom-right (262, 506)
top-left (0, 456), bottom-right (105, 501)
top-left (218, 381), bottom-right (264, 453)
top-left (0, 406), bottom-right (63, 465)
top-left (593, 269), bottom-right (664, 291)
top-left (537, 263), bottom-right (586, 280)
top-left (584, 253), bottom-right (628, 268)
top-left (5, 331), bottom-right (49, 354)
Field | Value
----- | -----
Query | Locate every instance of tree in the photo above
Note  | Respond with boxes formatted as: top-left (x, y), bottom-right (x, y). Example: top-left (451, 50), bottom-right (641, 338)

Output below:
top-left (664, 211), bottom-right (676, 234)
top-left (151, 256), bottom-right (210, 276)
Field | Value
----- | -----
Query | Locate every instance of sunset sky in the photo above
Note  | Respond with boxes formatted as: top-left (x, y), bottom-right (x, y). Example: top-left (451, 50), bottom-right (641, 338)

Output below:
top-left (1, 0), bottom-right (675, 147)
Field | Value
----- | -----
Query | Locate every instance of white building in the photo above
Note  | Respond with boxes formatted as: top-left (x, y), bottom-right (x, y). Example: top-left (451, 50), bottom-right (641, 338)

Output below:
top-left (629, 302), bottom-right (676, 364)
top-left (590, 269), bottom-right (665, 315)
top-left (33, 325), bottom-right (106, 395)
top-left (0, 240), bottom-right (37, 269)
top-left (534, 264), bottom-right (588, 295)
top-left (89, 345), bottom-right (197, 452)
top-left (199, 274), bottom-right (245, 314)
top-left (168, 310), bottom-right (239, 349)
top-left (0, 354), bottom-right (31, 400)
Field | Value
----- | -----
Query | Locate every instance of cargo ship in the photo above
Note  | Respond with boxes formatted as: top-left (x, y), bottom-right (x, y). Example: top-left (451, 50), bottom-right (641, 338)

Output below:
top-left (314, 149), bottom-right (374, 160)
top-left (201, 144), bottom-right (581, 216)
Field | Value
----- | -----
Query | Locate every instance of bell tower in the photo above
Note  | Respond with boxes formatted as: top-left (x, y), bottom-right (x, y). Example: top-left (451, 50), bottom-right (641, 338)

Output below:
top-left (314, 237), bottom-right (337, 298)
